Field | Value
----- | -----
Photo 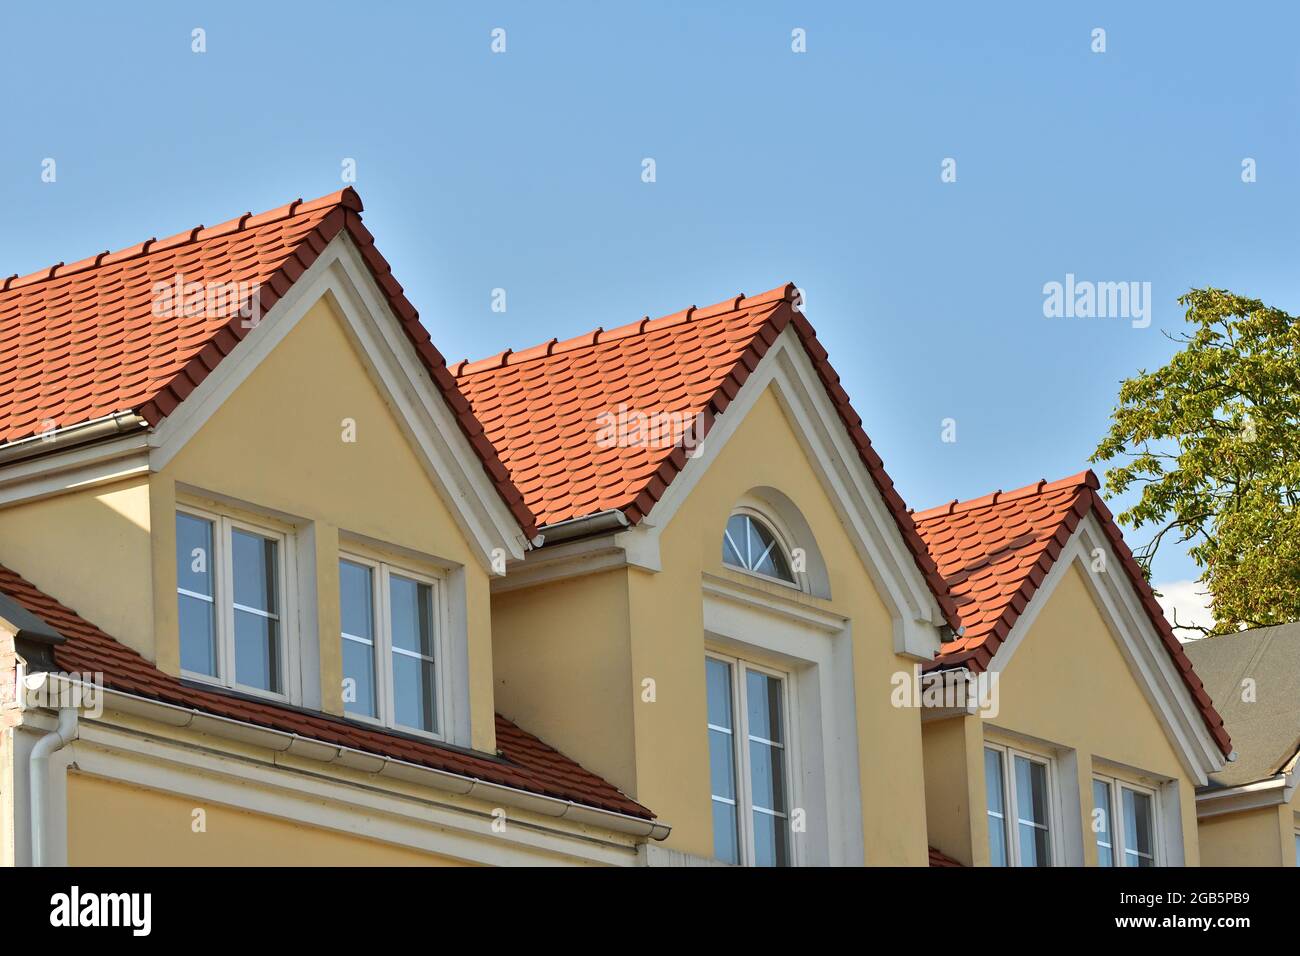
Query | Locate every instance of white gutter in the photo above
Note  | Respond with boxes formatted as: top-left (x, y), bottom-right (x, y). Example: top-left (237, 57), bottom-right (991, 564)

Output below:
top-left (536, 509), bottom-right (629, 546)
top-left (29, 706), bottom-right (79, 866)
top-left (21, 673), bottom-right (670, 843)
top-left (0, 411), bottom-right (147, 466)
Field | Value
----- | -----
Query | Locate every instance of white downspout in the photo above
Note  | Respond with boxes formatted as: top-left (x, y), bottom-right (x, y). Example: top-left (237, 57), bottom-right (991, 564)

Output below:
top-left (29, 706), bottom-right (79, 867)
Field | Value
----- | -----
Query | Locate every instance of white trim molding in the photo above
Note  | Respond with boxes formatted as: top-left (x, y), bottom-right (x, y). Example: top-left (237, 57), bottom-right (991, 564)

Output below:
top-left (13, 674), bottom-right (668, 867)
top-left (702, 573), bottom-right (864, 866)
top-left (1196, 773), bottom-right (1294, 819)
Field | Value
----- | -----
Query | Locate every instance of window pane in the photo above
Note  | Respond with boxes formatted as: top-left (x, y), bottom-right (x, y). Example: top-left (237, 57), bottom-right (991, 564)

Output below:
top-left (176, 513), bottom-right (213, 597)
top-left (1093, 780), bottom-right (1114, 867)
top-left (709, 728), bottom-right (736, 801)
top-left (745, 669), bottom-right (783, 744)
top-left (747, 517), bottom-right (794, 581)
top-left (749, 739), bottom-right (787, 814)
top-left (985, 748), bottom-right (1008, 866)
top-left (712, 801), bottom-right (739, 865)
top-left (176, 514), bottom-right (216, 676)
top-left (340, 560), bottom-right (376, 718)
top-left (339, 560), bottom-right (374, 641)
top-left (722, 514), bottom-right (794, 582)
top-left (1014, 756), bottom-right (1052, 867)
top-left (389, 574), bottom-right (436, 733)
top-left (723, 515), bottom-right (749, 570)
top-left (390, 575), bottom-right (434, 656)
top-left (705, 658), bottom-right (739, 862)
top-left (706, 658), bottom-right (733, 730)
top-left (178, 594), bottom-right (216, 675)
top-left (753, 807), bottom-right (790, 867)
top-left (1122, 788), bottom-right (1155, 867)
top-left (392, 653), bottom-right (437, 732)
top-left (231, 529), bottom-right (278, 615)
top-left (342, 638), bottom-right (376, 718)
top-left (234, 608), bottom-right (280, 691)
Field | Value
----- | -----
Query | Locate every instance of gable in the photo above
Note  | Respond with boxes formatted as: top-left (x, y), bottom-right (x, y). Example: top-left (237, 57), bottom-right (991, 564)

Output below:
top-left (995, 563), bottom-right (1188, 777)
top-left (164, 293), bottom-right (478, 567)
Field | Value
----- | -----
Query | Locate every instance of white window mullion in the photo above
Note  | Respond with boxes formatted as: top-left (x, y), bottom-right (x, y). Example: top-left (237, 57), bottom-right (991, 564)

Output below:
top-left (378, 565), bottom-right (395, 728)
top-left (736, 660), bottom-right (755, 867)
top-left (218, 517), bottom-right (235, 690)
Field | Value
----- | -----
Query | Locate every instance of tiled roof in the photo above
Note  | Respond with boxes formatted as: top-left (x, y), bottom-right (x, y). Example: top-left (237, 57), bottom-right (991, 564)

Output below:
top-left (912, 471), bottom-right (1232, 757)
top-left (454, 284), bottom-right (960, 628)
top-left (0, 563), bottom-right (651, 820)
top-left (0, 189), bottom-right (536, 538)
top-left (928, 846), bottom-right (963, 867)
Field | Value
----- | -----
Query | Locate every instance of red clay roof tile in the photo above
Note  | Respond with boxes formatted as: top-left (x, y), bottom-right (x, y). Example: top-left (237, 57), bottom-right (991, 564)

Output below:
top-left (0, 189), bottom-right (536, 539)
top-left (0, 563), bottom-right (650, 820)
top-left (455, 284), bottom-right (960, 629)
top-left (912, 471), bottom-right (1231, 757)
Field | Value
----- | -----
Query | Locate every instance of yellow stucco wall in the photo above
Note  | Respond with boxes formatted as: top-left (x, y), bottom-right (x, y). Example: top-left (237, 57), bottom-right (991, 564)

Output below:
top-left (926, 562), bottom-right (1203, 865)
top-left (492, 569), bottom-right (638, 795)
top-left (492, 386), bottom-right (934, 865)
top-left (922, 715), bottom-right (983, 866)
top-left (1198, 780), bottom-right (1299, 867)
top-left (67, 773), bottom-right (468, 866)
top-left (0, 476), bottom-right (155, 660)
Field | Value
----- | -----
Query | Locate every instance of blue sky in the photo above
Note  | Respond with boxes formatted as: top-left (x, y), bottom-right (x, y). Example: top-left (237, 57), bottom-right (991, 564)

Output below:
top-left (2, 2), bottom-right (1296, 605)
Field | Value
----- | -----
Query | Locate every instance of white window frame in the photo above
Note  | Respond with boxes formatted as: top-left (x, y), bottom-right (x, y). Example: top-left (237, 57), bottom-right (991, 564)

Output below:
top-left (985, 742), bottom-right (1059, 867)
top-left (1093, 773), bottom-right (1162, 867)
top-left (722, 507), bottom-right (806, 591)
top-left (177, 505), bottom-right (299, 704)
top-left (706, 650), bottom-right (800, 867)
top-left (340, 551), bottom-right (449, 742)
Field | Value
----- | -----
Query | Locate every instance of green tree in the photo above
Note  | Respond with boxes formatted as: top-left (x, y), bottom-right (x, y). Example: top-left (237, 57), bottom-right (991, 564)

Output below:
top-left (1091, 288), bottom-right (1300, 634)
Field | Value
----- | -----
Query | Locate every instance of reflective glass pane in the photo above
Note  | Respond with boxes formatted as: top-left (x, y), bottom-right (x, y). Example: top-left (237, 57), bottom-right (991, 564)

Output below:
top-left (176, 513), bottom-right (213, 597)
top-left (342, 637), bottom-right (376, 718)
top-left (234, 608), bottom-right (279, 691)
top-left (393, 652), bottom-right (437, 733)
top-left (339, 560), bottom-right (373, 640)
top-left (722, 517), bottom-right (745, 568)
top-left (1014, 756), bottom-right (1052, 867)
top-left (1122, 788), bottom-right (1155, 867)
top-left (1093, 779), bottom-right (1114, 867)
top-left (178, 593), bottom-right (216, 676)
top-left (709, 729), bottom-right (736, 800)
top-left (705, 658), bottom-right (732, 730)
top-left (753, 808), bottom-right (789, 867)
top-left (985, 748), bottom-right (1008, 866)
top-left (712, 800), bottom-right (739, 865)
top-left (231, 529), bottom-right (277, 615)
top-left (749, 739), bottom-right (787, 814)
top-left (390, 575), bottom-right (434, 656)
top-left (746, 669), bottom-right (783, 744)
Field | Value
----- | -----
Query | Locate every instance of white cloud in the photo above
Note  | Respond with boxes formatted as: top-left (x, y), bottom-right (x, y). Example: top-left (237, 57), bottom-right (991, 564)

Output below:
top-left (1152, 580), bottom-right (1215, 640)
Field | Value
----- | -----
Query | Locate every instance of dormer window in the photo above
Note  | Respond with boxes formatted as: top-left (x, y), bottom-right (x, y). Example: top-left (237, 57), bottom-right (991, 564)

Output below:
top-left (175, 506), bottom-right (296, 701)
top-left (723, 511), bottom-right (796, 585)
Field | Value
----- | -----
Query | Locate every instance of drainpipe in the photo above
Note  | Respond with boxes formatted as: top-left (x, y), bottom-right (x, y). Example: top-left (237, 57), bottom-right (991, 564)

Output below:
top-left (29, 706), bottom-right (79, 867)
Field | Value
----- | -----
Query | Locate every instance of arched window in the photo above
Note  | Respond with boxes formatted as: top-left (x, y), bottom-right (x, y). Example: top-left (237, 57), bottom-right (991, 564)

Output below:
top-left (723, 511), bottom-right (796, 584)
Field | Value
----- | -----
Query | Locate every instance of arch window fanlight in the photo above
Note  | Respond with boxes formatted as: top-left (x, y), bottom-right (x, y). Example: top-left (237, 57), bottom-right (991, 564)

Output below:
top-left (723, 511), bottom-right (796, 585)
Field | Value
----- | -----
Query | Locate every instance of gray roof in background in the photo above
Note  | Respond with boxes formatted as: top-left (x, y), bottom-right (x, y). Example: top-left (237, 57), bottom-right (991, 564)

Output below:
top-left (1184, 622), bottom-right (1300, 789)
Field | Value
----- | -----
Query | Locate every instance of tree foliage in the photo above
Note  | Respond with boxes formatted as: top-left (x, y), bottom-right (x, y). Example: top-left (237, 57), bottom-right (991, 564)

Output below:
top-left (1091, 288), bottom-right (1300, 634)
